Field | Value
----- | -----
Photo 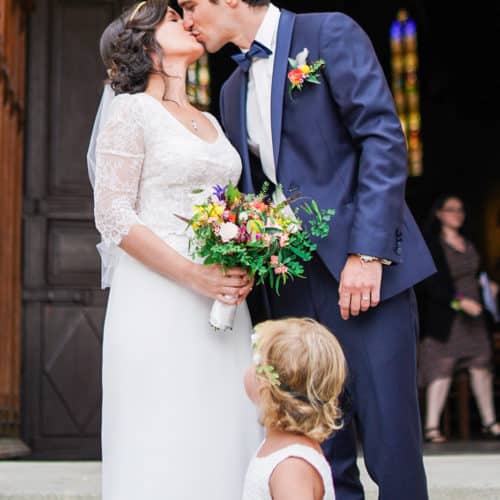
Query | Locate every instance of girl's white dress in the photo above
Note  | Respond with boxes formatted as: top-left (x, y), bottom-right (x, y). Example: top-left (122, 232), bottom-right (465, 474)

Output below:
top-left (242, 443), bottom-right (336, 500)
top-left (94, 92), bottom-right (261, 500)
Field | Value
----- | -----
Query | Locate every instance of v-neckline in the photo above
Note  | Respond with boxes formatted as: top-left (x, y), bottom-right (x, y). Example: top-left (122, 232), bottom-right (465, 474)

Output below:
top-left (141, 92), bottom-right (220, 146)
top-left (442, 237), bottom-right (468, 255)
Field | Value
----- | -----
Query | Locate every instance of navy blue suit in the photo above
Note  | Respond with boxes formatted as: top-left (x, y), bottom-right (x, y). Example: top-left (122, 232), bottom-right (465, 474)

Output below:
top-left (220, 10), bottom-right (435, 500)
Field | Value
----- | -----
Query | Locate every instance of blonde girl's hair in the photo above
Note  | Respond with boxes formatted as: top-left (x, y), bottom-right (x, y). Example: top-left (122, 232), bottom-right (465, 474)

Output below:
top-left (254, 317), bottom-right (347, 442)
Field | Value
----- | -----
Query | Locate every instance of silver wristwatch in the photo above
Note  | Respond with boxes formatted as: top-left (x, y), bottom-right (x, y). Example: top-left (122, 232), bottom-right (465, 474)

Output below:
top-left (357, 254), bottom-right (392, 266)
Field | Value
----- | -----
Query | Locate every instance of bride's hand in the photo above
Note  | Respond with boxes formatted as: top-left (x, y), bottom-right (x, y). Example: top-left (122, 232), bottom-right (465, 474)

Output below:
top-left (188, 263), bottom-right (252, 305)
top-left (221, 267), bottom-right (254, 305)
top-left (236, 274), bottom-right (255, 305)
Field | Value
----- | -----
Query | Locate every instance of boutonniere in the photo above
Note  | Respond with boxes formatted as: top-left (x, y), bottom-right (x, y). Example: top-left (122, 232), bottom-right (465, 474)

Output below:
top-left (288, 48), bottom-right (325, 96)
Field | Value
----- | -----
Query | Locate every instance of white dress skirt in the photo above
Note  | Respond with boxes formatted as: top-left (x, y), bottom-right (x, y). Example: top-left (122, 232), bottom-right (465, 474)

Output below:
top-left (95, 93), bottom-right (261, 499)
top-left (102, 249), bottom-right (260, 499)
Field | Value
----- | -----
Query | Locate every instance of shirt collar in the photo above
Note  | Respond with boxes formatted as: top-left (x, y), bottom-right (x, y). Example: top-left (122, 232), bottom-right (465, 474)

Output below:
top-left (242, 3), bottom-right (281, 53)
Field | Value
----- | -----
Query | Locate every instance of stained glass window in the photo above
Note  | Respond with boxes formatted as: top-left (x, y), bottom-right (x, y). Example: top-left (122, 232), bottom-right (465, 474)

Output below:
top-left (187, 53), bottom-right (211, 110)
top-left (390, 8), bottom-right (422, 176)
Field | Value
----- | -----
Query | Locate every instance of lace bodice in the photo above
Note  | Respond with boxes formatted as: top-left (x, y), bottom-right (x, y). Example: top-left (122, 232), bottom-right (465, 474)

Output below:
top-left (94, 92), bottom-right (242, 257)
top-left (241, 443), bottom-right (336, 500)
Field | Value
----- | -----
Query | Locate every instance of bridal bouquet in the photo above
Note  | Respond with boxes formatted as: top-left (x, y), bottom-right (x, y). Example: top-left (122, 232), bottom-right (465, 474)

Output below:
top-left (180, 182), bottom-right (335, 332)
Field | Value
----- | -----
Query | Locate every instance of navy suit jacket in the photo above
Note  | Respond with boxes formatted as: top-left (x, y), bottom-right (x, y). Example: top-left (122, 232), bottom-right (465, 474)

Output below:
top-left (220, 10), bottom-right (435, 301)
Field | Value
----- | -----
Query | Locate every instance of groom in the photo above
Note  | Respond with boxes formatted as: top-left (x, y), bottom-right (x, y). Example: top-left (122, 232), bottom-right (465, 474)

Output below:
top-left (181, 1), bottom-right (435, 498)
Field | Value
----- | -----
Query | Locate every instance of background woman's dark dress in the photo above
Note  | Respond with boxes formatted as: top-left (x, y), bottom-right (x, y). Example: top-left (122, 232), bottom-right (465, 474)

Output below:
top-left (419, 238), bottom-right (491, 387)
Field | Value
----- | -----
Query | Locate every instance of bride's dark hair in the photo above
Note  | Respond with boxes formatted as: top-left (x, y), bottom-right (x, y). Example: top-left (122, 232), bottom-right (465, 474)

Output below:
top-left (99, 0), bottom-right (170, 95)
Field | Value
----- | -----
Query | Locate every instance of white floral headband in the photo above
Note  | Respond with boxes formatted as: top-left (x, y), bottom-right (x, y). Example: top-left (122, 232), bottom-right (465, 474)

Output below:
top-left (251, 330), bottom-right (326, 406)
top-left (251, 332), bottom-right (280, 387)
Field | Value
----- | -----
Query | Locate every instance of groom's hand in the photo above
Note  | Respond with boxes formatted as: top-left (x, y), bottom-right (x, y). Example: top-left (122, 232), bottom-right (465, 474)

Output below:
top-left (338, 255), bottom-right (382, 320)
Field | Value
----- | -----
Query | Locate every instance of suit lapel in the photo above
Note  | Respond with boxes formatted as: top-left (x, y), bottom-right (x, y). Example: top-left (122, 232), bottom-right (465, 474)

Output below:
top-left (271, 9), bottom-right (296, 170)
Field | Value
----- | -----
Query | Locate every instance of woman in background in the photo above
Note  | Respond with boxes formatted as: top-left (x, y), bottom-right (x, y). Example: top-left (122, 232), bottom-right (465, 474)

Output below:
top-left (418, 195), bottom-right (500, 443)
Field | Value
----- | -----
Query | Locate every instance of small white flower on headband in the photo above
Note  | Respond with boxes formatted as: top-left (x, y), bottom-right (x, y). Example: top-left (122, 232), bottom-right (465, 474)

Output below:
top-left (251, 332), bottom-right (260, 364)
top-left (253, 351), bottom-right (261, 365)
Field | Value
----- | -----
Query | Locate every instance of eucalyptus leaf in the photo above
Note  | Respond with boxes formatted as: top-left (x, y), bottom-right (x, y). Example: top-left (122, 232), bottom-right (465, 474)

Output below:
top-left (264, 227), bottom-right (282, 234)
top-left (311, 200), bottom-right (321, 218)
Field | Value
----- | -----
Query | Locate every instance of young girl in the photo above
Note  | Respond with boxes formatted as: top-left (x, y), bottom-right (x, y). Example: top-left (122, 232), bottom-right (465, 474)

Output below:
top-left (242, 317), bottom-right (347, 500)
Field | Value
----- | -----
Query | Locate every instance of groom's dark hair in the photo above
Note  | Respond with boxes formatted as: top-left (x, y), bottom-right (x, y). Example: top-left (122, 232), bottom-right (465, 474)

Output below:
top-left (209, 0), bottom-right (270, 5)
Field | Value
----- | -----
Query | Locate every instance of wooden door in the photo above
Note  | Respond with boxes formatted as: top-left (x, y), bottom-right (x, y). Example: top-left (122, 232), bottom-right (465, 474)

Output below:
top-left (0, 0), bottom-right (29, 456)
top-left (23, 0), bottom-right (125, 459)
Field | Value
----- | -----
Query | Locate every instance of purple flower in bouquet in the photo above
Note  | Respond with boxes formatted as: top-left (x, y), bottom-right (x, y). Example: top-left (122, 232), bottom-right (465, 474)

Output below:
top-left (212, 184), bottom-right (227, 201)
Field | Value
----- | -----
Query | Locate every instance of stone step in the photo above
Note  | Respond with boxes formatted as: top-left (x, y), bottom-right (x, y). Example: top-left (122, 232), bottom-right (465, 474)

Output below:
top-left (361, 455), bottom-right (500, 500)
top-left (0, 461), bottom-right (100, 500)
top-left (0, 455), bottom-right (499, 499)
top-left (0, 439), bottom-right (30, 460)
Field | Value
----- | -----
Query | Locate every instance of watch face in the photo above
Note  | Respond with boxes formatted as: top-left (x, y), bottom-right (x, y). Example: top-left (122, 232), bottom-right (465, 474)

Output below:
top-left (359, 255), bottom-right (378, 263)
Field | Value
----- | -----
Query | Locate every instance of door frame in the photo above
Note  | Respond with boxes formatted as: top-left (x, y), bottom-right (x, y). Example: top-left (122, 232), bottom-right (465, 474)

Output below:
top-left (0, 0), bottom-right (31, 457)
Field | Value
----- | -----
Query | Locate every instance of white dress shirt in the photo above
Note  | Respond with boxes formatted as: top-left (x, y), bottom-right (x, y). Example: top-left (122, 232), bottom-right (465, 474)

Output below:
top-left (245, 3), bottom-right (281, 185)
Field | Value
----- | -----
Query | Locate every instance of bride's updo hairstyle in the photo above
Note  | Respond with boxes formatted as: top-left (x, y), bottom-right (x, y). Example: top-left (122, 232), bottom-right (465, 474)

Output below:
top-left (253, 318), bottom-right (347, 442)
top-left (100, 0), bottom-right (170, 95)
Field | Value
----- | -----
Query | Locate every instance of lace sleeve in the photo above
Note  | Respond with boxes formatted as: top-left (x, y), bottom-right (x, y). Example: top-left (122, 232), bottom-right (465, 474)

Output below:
top-left (94, 94), bottom-right (145, 246)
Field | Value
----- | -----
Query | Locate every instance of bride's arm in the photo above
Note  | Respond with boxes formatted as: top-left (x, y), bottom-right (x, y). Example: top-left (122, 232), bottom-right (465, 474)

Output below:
top-left (94, 95), bottom-right (251, 304)
top-left (120, 226), bottom-right (250, 304)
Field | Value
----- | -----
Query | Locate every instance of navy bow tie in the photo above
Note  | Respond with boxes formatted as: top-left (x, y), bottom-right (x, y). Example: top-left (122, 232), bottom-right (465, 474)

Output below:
top-left (231, 41), bottom-right (272, 73)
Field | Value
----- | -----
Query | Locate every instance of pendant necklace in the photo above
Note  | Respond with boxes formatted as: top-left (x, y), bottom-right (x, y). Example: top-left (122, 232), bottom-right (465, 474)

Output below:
top-left (160, 95), bottom-right (199, 133)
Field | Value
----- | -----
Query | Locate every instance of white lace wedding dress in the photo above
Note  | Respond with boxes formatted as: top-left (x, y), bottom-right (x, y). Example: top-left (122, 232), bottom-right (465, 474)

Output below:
top-left (94, 92), bottom-right (261, 500)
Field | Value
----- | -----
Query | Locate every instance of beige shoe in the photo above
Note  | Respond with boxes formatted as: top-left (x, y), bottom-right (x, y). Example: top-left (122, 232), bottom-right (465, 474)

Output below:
top-left (424, 427), bottom-right (447, 443)
top-left (481, 422), bottom-right (500, 439)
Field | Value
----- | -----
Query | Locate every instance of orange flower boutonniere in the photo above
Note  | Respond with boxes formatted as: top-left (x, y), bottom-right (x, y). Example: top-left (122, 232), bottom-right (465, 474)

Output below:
top-left (288, 48), bottom-right (325, 96)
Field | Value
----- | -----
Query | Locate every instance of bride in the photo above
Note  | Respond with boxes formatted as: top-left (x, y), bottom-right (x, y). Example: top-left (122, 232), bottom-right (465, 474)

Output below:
top-left (89, 1), bottom-right (261, 498)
